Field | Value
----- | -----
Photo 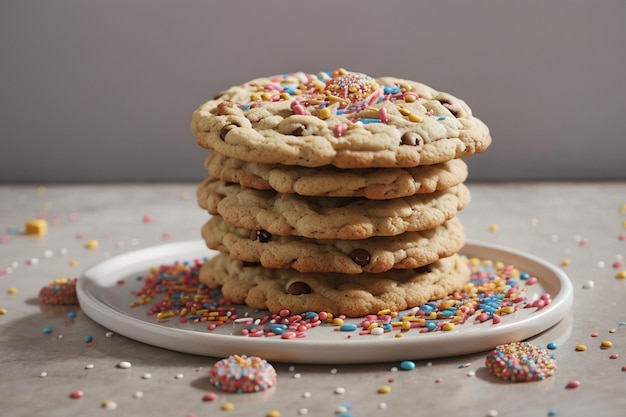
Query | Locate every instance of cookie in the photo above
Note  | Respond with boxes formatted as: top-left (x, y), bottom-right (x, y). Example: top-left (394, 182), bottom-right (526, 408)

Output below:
top-left (197, 178), bottom-right (470, 240)
top-left (205, 152), bottom-right (468, 199)
top-left (209, 355), bottom-right (277, 393)
top-left (191, 68), bottom-right (491, 169)
top-left (201, 215), bottom-right (465, 274)
top-left (199, 252), bottom-right (470, 317)
top-left (485, 342), bottom-right (557, 382)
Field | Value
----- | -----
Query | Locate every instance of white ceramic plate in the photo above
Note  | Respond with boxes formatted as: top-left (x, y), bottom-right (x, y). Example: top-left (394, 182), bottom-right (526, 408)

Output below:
top-left (77, 240), bottom-right (573, 364)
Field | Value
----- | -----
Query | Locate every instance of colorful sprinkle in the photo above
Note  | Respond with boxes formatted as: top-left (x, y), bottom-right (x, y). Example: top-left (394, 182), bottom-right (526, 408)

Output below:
top-left (485, 342), bottom-right (557, 382)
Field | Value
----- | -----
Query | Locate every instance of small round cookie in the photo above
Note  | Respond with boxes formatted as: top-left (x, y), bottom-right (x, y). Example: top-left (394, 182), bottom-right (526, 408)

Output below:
top-left (485, 342), bottom-right (557, 382)
top-left (201, 215), bottom-right (465, 274)
top-left (197, 178), bottom-right (470, 240)
top-left (199, 252), bottom-right (470, 317)
top-left (209, 355), bottom-right (277, 393)
top-left (205, 152), bottom-right (469, 199)
top-left (39, 277), bottom-right (79, 305)
top-left (191, 68), bottom-right (491, 168)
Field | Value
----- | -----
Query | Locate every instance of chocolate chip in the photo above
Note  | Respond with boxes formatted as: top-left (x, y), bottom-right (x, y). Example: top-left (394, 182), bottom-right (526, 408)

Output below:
top-left (219, 124), bottom-right (236, 140)
top-left (349, 248), bottom-right (371, 266)
top-left (286, 281), bottom-right (312, 295)
top-left (250, 229), bottom-right (272, 243)
top-left (400, 132), bottom-right (423, 147)
top-left (414, 264), bottom-right (433, 274)
top-left (290, 125), bottom-right (306, 136)
top-left (242, 261), bottom-right (261, 267)
top-left (437, 99), bottom-right (460, 117)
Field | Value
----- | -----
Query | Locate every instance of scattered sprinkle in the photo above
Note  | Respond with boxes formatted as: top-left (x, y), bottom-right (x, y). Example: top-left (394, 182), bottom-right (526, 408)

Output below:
top-left (101, 400), bottom-right (117, 410)
top-left (575, 344), bottom-right (587, 351)
top-left (566, 380), bottom-right (581, 389)
top-left (117, 361), bottom-right (132, 369)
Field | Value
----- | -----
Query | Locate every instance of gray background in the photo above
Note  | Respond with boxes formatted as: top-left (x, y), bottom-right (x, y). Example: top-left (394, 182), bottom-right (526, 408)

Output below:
top-left (1, 0), bottom-right (625, 183)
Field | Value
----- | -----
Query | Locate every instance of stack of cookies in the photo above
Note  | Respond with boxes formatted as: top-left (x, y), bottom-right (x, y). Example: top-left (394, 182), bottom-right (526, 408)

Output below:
top-left (191, 69), bottom-right (491, 317)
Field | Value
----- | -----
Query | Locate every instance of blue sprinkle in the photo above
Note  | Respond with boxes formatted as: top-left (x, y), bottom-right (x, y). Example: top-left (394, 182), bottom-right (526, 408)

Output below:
top-left (520, 272), bottom-right (531, 280)
top-left (355, 118), bottom-right (381, 124)
top-left (339, 324), bottom-right (358, 332)
top-left (43, 327), bottom-right (53, 334)
top-left (437, 116), bottom-right (446, 121)
top-left (268, 323), bottom-right (288, 335)
top-left (548, 409), bottom-right (558, 416)
top-left (383, 85), bottom-right (401, 95)
top-left (547, 342), bottom-right (558, 350)
top-left (425, 321), bottom-right (438, 331)
top-left (283, 87), bottom-right (296, 95)
top-left (84, 335), bottom-right (93, 343)
top-left (67, 311), bottom-right (77, 319)
top-left (399, 360), bottom-right (416, 370)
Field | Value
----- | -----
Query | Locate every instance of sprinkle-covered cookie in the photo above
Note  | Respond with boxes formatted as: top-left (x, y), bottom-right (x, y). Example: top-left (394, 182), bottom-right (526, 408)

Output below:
top-left (204, 152), bottom-right (469, 199)
top-left (191, 69), bottom-right (491, 169)
top-left (197, 178), bottom-right (470, 240)
top-left (199, 252), bottom-right (470, 317)
top-left (209, 355), bottom-right (277, 393)
top-left (485, 342), bottom-right (557, 382)
top-left (201, 215), bottom-right (465, 274)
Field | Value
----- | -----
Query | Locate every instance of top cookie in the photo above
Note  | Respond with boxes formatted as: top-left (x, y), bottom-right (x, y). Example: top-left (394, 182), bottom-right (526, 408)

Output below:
top-left (191, 68), bottom-right (491, 168)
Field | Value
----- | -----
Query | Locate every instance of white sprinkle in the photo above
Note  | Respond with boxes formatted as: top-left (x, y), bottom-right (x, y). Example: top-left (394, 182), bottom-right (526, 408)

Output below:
top-left (329, 368), bottom-right (338, 374)
top-left (56, 334), bottom-right (64, 339)
top-left (378, 402), bottom-right (388, 410)
top-left (486, 410), bottom-right (498, 417)
top-left (616, 254), bottom-right (623, 261)
top-left (118, 361), bottom-right (132, 369)
top-left (426, 362), bottom-right (433, 367)
top-left (370, 327), bottom-right (385, 335)
top-left (27, 257), bottom-right (39, 265)
top-left (597, 261), bottom-right (606, 268)
top-left (466, 370), bottom-right (476, 377)
top-left (334, 386), bottom-right (346, 394)
top-left (389, 367), bottom-right (398, 372)
top-left (4, 267), bottom-right (13, 274)
top-left (174, 373), bottom-right (184, 379)
top-left (302, 391), bottom-right (311, 398)
top-left (43, 249), bottom-right (54, 258)
top-left (288, 365), bottom-right (296, 372)
top-left (142, 373), bottom-right (152, 379)
top-left (105, 331), bottom-right (114, 338)
top-left (298, 408), bottom-right (308, 415)
top-left (10, 261), bottom-right (19, 269)
top-left (293, 373), bottom-right (302, 379)
top-left (336, 405), bottom-right (348, 413)
top-left (40, 372), bottom-right (47, 377)
top-left (582, 280), bottom-right (595, 289)
top-left (552, 235), bottom-right (559, 242)
top-left (133, 391), bottom-right (143, 398)
top-left (85, 364), bottom-right (95, 369)
top-left (59, 248), bottom-right (68, 255)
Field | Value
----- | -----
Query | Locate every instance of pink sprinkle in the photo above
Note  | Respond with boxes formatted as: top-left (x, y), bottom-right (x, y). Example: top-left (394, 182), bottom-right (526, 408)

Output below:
top-left (435, 378), bottom-right (442, 383)
top-left (75, 233), bottom-right (84, 240)
top-left (69, 390), bottom-right (84, 399)
top-left (142, 215), bottom-right (153, 224)
top-left (619, 234), bottom-right (626, 241)
top-left (492, 315), bottom-right (501, 324)
top-left (566, 380), bottom-right (581, 389)
top-left (1, 235), bottom-right (9, 244)
top-left (202, 392), bottom-right (216, 402)
top-left (291, 102), bottom-right (307, 115)
top-left (334, 123), bottom-right (348, 137)
top-left (579, 239), bottom-right (588, 246)
top-left (162, 232), bottom-right (172, 239)
top-left (526, 276), bottom-right (538, 285)
top-left (591, 332), bottom-right (599, 337)
top-left (613, 260), bottom-right (623, 268)
top-left (281, 331), bottom-right (296, 339)
top-left (622, 366), bottom-right (626, 371)
top-left (378, 107), bottom-right (389, 123)
top-left (610, 354), bottom-right (619, 359)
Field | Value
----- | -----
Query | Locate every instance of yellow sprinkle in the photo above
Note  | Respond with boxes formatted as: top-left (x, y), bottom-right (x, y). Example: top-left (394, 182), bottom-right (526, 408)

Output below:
top-left (620, 203), bottom-right (626, 214)
top-left (622, 220), bottom-right (626, 228)
top-left (404, 94), bottom-right (417, 103)
top-left (250, 93), bottom-right (261, 101)
top-left (332, 318), bottom-right (344, 326)
top-left (617, 270), bottom-right (626, 279)
top-left (156, 311), bottom-right (175, 321)
top-left (500, 306), bottom-right (515, 315)
top-left (609, 328), bottom-right (617, 333)
top-left (377, 309), bottom-right (391, 315)
top-left (601, 340), bottom-right (613, 349)
top-left (575, 344), bottom-right (587, 351)
top-left (266, 411), bottom-right (280, 417)
top-left (469, 257), bottom-right (481, 266)
top-left (25, 219), bottom-right (48, 236)
top-left (489, 223), bottom-right (500, 233)
top-left (530, 218), bottom-right (539, 227)
top-left (0, 308), bottom-right (7, 315)
top-left (377, 385), bottom-right (392, 394)
top-left (84, 240), bottom-right (99, 250)
top-left (279, 92), bottom-right (290, 100)
top-left (69, 260), bottom-right (79, 267)
top-left (439, 300), bottom-right (457, 310)
top-left (398, 107), bottom-right (411, 116)
top-left (408, 113), bottom-right (423, 123)
top-left (401, 321), bottom-right (411, 331)
top-left (442, 323), bottom-right (455, 331)
top-left (561, 258), bottom-right (571, 267)
top-left (325, 313), bottom-right (334, 323)
top-left (222, 402), bottom-right (235, 411)
top-left (36, 186), bottom-right (47, 195)
top-left (261, 92), bottom-right (272, 101)
top-left (394, 333), bottom-right (404, 338)
top-left (494, 261), bottom-right (505, 270)
top-left (318, 107), bottom-right (331, 120)
top-left (7, 288), bottom-right (18, 295)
